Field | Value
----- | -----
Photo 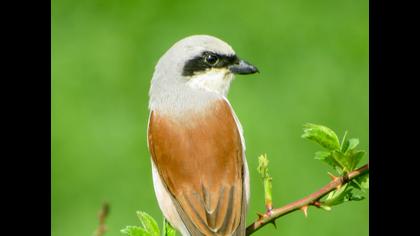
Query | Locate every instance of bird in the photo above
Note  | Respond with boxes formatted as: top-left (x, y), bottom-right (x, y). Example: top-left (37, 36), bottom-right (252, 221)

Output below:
top-left (147, 35), bottom-right (258, 236)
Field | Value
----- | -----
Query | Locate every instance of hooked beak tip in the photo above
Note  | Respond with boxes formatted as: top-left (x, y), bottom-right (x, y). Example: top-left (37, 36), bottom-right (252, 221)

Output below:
top-left (229, 60), bottom-right (259, 75)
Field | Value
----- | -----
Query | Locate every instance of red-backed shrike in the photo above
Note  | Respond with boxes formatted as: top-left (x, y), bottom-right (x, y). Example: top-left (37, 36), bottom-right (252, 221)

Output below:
top-left (147, 35), bottom-right (258, 236)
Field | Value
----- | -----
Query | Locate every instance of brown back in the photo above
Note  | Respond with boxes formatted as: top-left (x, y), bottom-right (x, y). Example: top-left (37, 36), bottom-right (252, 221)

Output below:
top-left (148, 99), bottom-right (244, 235)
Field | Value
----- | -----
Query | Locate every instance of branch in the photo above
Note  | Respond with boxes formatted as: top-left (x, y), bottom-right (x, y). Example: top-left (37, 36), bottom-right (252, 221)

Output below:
top-left (246, 164), bottom-right (369, 235)
top-left (94, 202), bottom-right (110, 236)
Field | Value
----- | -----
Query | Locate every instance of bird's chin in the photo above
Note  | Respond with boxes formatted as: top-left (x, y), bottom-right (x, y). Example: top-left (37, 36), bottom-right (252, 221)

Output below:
top-left (224, 71), bottom-right (235, 80)
top-left (187, 69), bottom-right (233, 96)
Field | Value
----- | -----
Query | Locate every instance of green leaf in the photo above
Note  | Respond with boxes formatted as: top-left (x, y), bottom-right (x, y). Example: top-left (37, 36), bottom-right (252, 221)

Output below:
top-left (340, 131), bottom-right (348, 152)
top-left (163, 218), bottom-right (177, 236)
top-left (342, 138), bottom-right (360, 153)
top-left (334, 165), bottom-right (344, 175)
top-left (323, 182), bottom-right (368, 208)
top-left (331, 151), bottom-right (350, 172)
top-left (314, 151), bottom-right (330, 160)
top-left (348, 150), bottom-right (365, 170)
top-left (345, 192), bottom-right (365, 201)
top-left (343, 188), bottom-right (365, 202)
top-left (257, 154), bottom-right (269, 178)
top-left (323, 184), bottom-right (349, 206)
top-left (347, 139), bottom-right (360, 151)
top-left (349, 179), bottom-right (363, 190)
top-left (137, 211), bottom-right (160, 236)
top-left (319, 204), bottom-right (332, 211)
top-left (302, 123), bottom-right (340, 151)
top-left (356, 173), bottom-right (369, 189)
top-left (121, 226), bottom-right (152, 236)
top-left (314, 151), bottom-right (343, 170)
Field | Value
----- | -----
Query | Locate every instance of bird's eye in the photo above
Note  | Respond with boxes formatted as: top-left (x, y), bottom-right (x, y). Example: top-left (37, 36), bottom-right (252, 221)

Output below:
top-left (204, 54), bottom-right (219, 66)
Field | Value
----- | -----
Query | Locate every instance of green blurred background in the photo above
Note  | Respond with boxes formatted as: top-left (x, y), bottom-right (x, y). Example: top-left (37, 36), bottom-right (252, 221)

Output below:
top-left (52, 0), bottom-right (368, 235)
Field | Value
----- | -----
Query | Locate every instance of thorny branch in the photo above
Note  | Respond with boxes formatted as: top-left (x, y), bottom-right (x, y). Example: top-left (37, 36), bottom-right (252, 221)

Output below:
top-left (246, 164), bottom-right (369, 235)
top-left (94, 202), bottom-right (110, 236)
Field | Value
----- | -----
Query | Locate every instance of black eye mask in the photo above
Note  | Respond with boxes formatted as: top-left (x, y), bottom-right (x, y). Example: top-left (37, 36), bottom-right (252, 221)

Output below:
top-left (182, 51), bottom-right (239, 76)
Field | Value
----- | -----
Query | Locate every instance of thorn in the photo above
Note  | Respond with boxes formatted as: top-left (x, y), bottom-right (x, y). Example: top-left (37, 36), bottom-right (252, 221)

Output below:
top-left (300, 205), bottom-right (309, 218)
top-left (256, 212), bottom-right (265, 221)
top-left (270, 220), bottom-right (277, 229)
top-left (328, 172), bottom-right (343, 189)
top-left (327, 172), bottom-right (338, 181)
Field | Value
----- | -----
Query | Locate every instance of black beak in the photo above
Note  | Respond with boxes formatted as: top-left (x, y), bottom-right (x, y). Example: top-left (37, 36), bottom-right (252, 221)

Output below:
top-left (228, 59), bottom-right (259, 75)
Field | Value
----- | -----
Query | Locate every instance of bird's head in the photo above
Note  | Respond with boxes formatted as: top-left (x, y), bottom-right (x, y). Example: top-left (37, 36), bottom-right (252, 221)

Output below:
top-left (151, 35), bottom-right (258, 97)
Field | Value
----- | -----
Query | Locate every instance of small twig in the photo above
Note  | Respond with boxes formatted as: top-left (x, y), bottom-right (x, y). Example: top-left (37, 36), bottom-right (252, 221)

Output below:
top-left (94, 202), bottom-right (110, 236)
top-left (246, 164), bottom-right (369, 235)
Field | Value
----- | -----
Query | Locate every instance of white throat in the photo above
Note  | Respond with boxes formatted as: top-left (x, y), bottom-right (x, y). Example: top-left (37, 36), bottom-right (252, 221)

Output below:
top-left (186, 69), bottom-right (234, 97)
